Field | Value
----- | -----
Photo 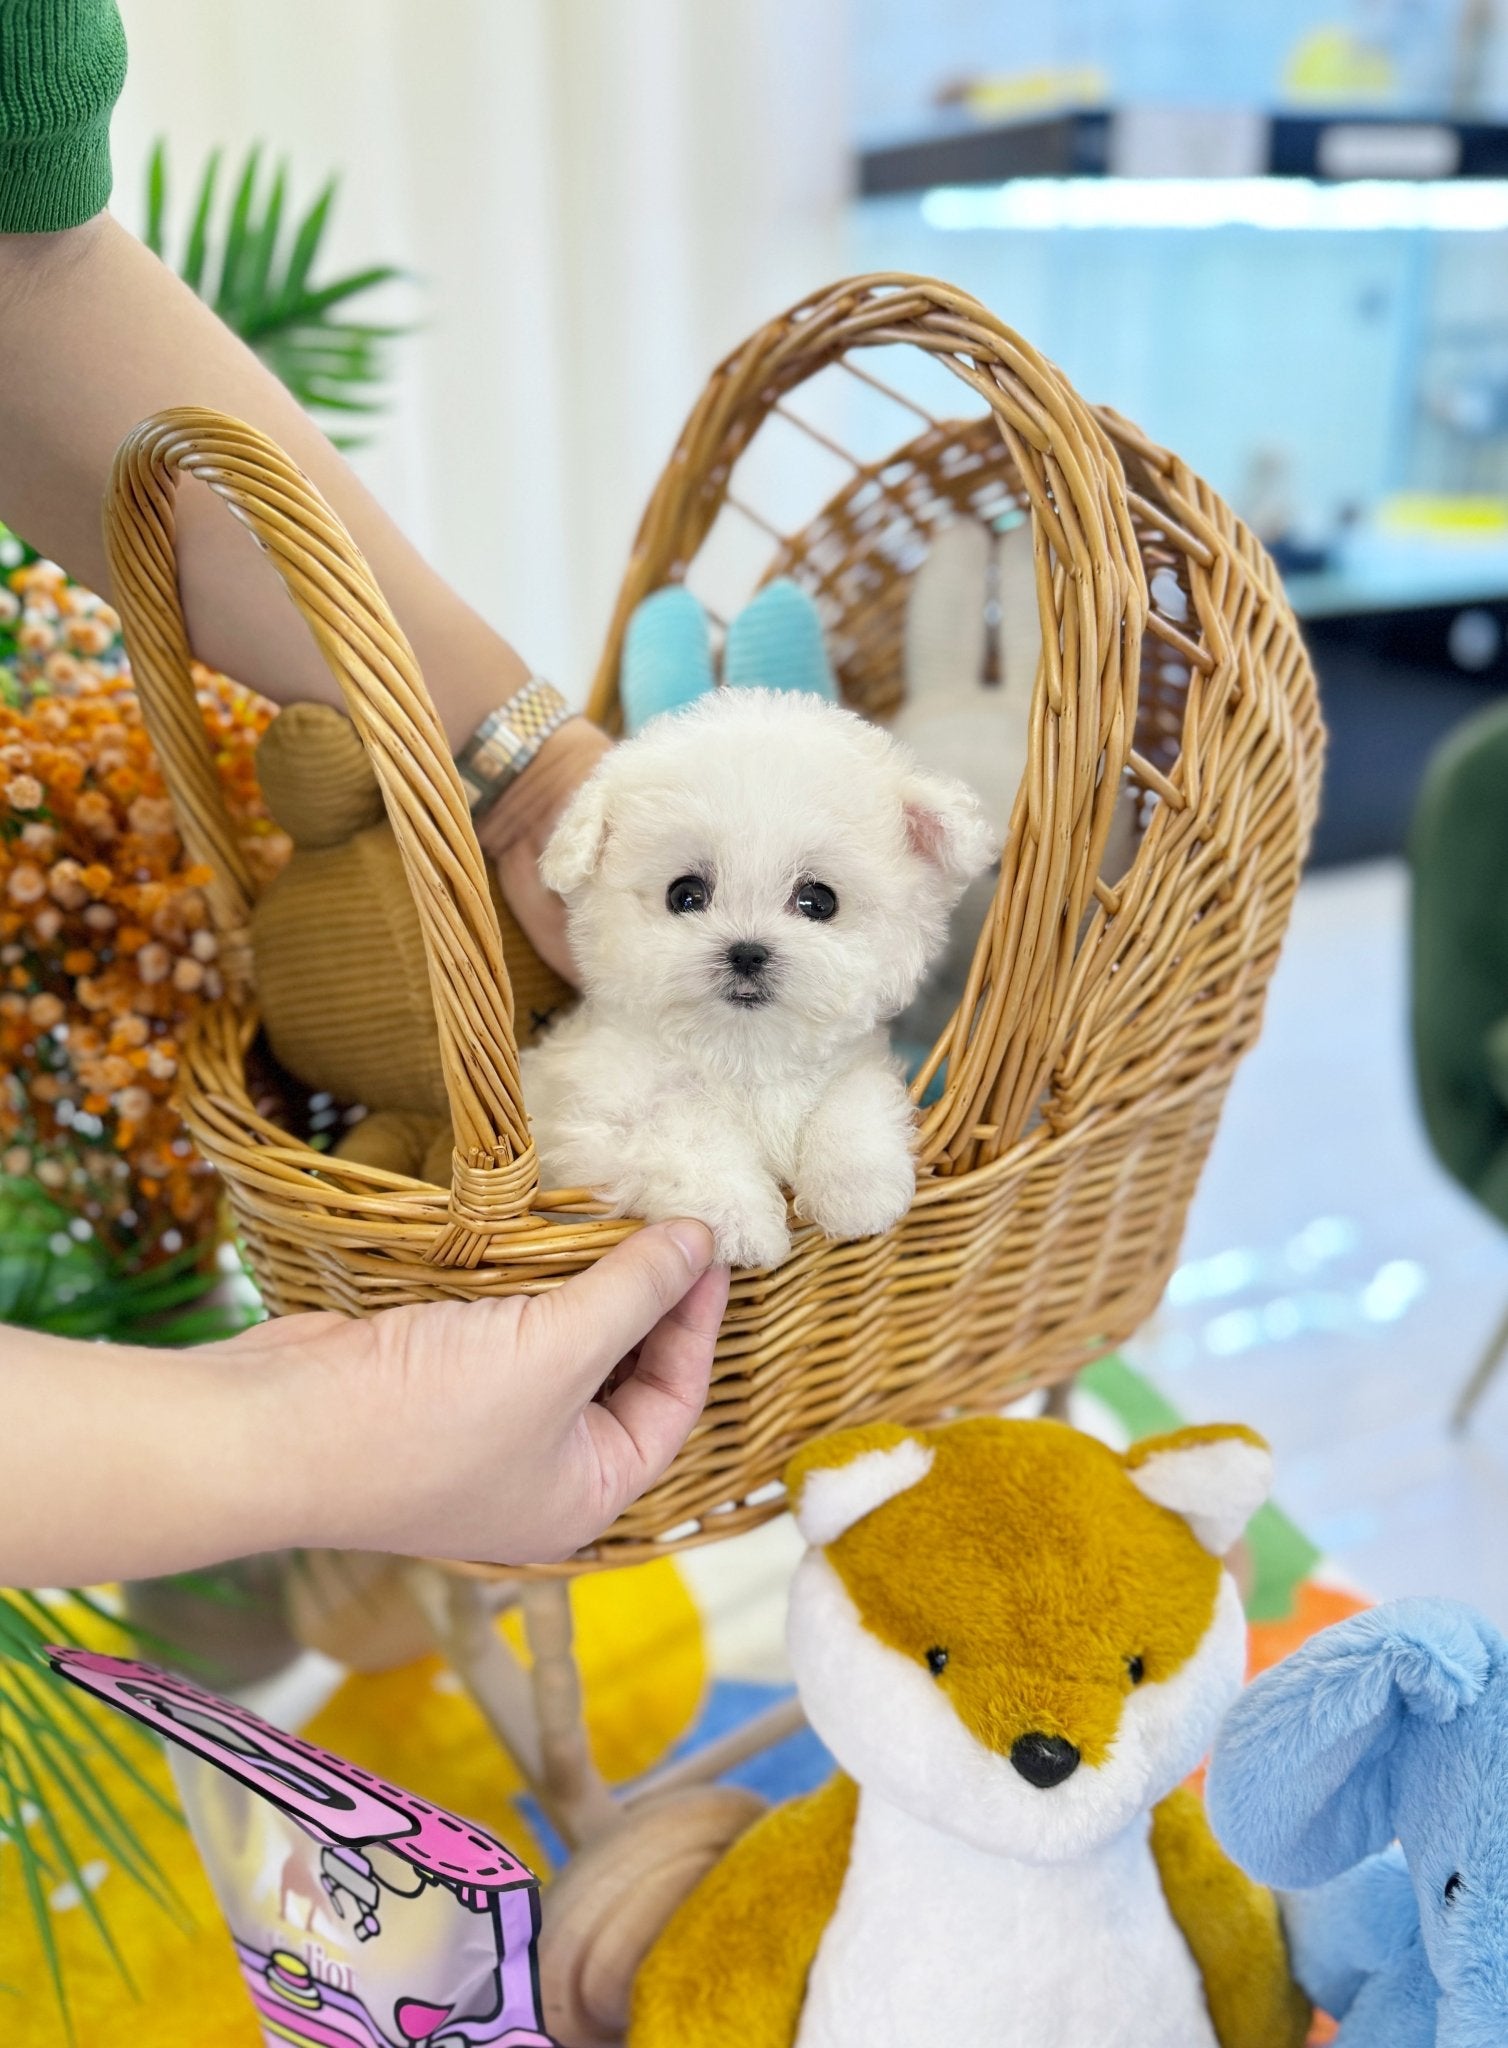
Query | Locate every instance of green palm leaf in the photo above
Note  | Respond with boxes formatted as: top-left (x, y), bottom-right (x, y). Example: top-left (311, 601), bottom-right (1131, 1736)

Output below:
top-left (1, 1590), bottom-right (191, 2037)
top-left (0, 1177), bottom-right (259, 1346)
top-left (181, 148), bottom-right (221, 296)
top-left (9, 1737), bottom-right (137, 1995)
top-left (147, 142), bottom-right (409, 446)
top-left (213, 145), bottom-right (263, 318)
top-left (273, 177), bottom-right (335, 316)
top-left (0, 1739), bottom-right (66, 2026)
top-left (143, 140), bottom-right (166, 259)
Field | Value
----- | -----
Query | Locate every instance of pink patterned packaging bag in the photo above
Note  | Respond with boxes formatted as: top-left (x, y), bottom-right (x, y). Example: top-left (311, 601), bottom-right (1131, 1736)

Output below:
top-left (50, 1648), bottom-right (555, 2048)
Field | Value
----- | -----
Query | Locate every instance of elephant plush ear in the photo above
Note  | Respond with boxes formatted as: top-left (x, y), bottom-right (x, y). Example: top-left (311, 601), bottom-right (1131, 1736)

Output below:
top-left (1123, 1424), bottom-right (1273, 1557)
top-left (785, 1425), bottom-right (932, 1548)
top-left (1206, 1599), bottom-right (1500, 1888)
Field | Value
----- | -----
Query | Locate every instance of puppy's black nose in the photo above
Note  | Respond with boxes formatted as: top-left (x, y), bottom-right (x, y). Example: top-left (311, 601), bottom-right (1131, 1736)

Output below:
top-left (726, 942), bottom-right (771, 976)
top-left (1009, 1733), bottom-right (1080, 1789)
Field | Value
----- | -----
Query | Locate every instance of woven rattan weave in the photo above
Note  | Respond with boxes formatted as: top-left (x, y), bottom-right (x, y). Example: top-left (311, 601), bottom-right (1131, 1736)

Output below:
top-left (106, 275), bottom-right (1323, 1570)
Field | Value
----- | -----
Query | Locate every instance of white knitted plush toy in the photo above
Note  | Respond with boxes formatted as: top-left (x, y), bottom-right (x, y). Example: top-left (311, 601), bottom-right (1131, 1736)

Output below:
top-left (892, 515), bottom-right (1138, 1058)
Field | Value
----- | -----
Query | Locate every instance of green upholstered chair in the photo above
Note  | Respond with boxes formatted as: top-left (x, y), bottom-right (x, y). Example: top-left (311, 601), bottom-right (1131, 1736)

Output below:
top-left (1410, 697), bottom-right (1508, 1426)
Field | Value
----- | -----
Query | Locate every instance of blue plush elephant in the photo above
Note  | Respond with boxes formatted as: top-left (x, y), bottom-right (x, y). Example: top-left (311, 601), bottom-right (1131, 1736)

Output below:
top-left (1205, 1599), bottom-right (1508, 2048)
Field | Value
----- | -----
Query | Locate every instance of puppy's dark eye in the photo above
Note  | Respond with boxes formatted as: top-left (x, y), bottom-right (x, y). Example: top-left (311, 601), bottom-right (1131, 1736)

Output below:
top-left (666, 875), bottom-right (710, 915)
top-left (925, 1646), bottom-right (949, 1678)
top-left (794, 879), bottom-right (838, 922)
top-left (1127, 1655), bottom-right (1146, 1686)
top-left (1445, 1872), bottom-right (1465, 1904)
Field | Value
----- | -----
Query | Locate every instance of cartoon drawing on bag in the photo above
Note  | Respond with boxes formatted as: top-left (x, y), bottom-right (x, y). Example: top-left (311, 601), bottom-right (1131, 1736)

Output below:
top-left (49, 1648), bottom-right (555, 2048)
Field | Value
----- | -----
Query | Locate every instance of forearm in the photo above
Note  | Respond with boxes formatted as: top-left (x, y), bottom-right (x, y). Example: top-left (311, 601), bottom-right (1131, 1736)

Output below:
top-left (0, 213), bottom-right (526, 749)
top-left (0, 1320), bottom-right (313, 1586)
top-left (0, 1219), bottom-right (725, 1583)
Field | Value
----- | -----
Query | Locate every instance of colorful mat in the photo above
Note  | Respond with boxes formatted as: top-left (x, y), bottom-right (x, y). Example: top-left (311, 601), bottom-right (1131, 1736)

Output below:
top-left (0, 1360), bottom-right (1364, 2046)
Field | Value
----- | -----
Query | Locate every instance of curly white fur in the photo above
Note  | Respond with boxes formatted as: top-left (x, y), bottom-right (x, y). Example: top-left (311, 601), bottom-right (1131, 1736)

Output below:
top-left (521, 687), bottom-right (996, 1266)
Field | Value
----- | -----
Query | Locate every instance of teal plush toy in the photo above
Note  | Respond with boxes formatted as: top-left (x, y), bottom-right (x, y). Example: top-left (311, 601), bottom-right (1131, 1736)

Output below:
top-left (620, 578), bottom-right (838, 735)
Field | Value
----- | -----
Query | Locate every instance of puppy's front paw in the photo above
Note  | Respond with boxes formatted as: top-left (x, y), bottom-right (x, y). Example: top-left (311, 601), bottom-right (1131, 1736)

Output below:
top-left (710, 1189), bottom-right (792, 1272)
top-left (638, 1173), bottom-right (790, 1270)
top-left (794, 1135), bottom-right (916, 1243)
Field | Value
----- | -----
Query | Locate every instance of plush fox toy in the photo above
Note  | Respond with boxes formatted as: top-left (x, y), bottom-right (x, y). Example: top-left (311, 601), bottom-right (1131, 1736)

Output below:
top-left (628, 1416), bottom-right (1309, 2048)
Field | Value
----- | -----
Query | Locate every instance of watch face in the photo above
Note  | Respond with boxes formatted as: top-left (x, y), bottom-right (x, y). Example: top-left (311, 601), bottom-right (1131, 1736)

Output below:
top-left (458, 723), bottom-right (529, 806)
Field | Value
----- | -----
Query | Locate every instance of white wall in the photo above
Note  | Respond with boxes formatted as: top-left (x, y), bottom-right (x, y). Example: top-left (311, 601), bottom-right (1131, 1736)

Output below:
top-left (111, 0), bottom-right (852, 697)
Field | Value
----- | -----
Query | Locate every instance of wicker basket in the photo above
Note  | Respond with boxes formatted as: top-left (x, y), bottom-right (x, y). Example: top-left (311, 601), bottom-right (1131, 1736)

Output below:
top-left (108, 275), bottom-right (1322, 1571)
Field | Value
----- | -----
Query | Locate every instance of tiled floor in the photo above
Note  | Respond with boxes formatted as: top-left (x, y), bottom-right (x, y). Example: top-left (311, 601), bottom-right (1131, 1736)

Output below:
top-left (1128, 857), bottom-right (1508, 1627)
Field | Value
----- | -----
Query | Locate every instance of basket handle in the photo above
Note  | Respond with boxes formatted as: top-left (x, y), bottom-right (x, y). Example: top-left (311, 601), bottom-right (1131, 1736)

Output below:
top-left (106, 409), bottom-right (536, 1266)
top-left (588, 275), bottom-right (1149, 1172)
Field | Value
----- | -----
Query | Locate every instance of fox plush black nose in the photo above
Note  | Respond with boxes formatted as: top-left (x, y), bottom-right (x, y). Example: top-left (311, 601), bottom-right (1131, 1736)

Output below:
top-left (1010, 1734), bottom-right (1081, 1789)
top-left (726, 942), bottom-right (771, 976)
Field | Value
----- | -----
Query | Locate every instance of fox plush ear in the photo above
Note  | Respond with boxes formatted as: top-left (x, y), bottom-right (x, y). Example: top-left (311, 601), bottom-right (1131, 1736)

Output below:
top-left (1207, 1599), bottom-right (1500, 1888)
top-left (786, 1425), bottom-right (933, 1547)
top-left (900, 768), bottom-right (997, 883)
top-left (1124, 1425), bottom-right (1273, 1557)
top-left (538, 770), bottom-right (612, 896)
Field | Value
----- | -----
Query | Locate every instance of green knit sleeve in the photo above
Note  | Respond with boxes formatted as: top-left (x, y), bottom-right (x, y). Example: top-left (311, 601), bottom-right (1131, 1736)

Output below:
top-left (0, 0), bottom-right (127, 233)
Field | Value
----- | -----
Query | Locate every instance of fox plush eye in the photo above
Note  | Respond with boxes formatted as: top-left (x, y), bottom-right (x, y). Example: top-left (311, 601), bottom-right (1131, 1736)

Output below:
top-left (1445, 1872), bottom-right (1465, 1904)
top-left (666, 875), bottom-right (710, 914)
top-left (793, 879), bottom-right (838, 922)
top-left (1127, 1655), bottom-right (1146, 1685)
top-left (925, 1646), bottom-right (949, 1678)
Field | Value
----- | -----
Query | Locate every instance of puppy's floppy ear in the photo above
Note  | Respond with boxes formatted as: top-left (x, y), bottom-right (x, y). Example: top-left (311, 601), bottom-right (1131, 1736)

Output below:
top-left (538, 769), bottom-right (612, 895)
top-left (900, 768), bottom-right (997, 883)
top-left (786, 1424), bottom-right (933, 1547)
top-left (1206, 1599), bottom-right (1500, 1889)
top-left (1124, 1424), bottom-right (1273, 1557)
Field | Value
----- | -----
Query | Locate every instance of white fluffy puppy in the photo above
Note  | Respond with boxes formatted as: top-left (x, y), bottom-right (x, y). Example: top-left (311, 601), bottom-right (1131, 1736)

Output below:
top-left (522, 687), bottom-right (995, 1268)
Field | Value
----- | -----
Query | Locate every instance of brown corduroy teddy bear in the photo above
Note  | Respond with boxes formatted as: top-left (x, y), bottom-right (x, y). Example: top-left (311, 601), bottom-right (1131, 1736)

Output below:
top-left (250, 703), bottom-right (569, 1184)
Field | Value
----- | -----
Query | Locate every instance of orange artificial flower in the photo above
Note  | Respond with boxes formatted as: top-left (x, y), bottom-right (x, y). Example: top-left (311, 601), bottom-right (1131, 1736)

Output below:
top-left (0, 581), bottom-right (289, 1263)
top-left (4, 774), bottom-right (43, 811)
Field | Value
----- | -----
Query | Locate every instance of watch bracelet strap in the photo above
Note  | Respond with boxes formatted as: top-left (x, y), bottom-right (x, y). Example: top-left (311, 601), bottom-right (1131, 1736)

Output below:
top-left (453, 677), bottom-right (575, 819)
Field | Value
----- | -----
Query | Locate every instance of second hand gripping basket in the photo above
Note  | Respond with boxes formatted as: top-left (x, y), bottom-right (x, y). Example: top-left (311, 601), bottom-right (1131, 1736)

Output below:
top-left (109, 275), bottom-right (1323, 1571)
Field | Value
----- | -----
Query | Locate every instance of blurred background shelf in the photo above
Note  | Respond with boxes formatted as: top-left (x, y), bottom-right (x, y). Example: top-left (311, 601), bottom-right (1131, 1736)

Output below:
top-left (860, 109), bottom-right (1508, 195)
top-left (848, 0), bottom-right (1508, 872)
